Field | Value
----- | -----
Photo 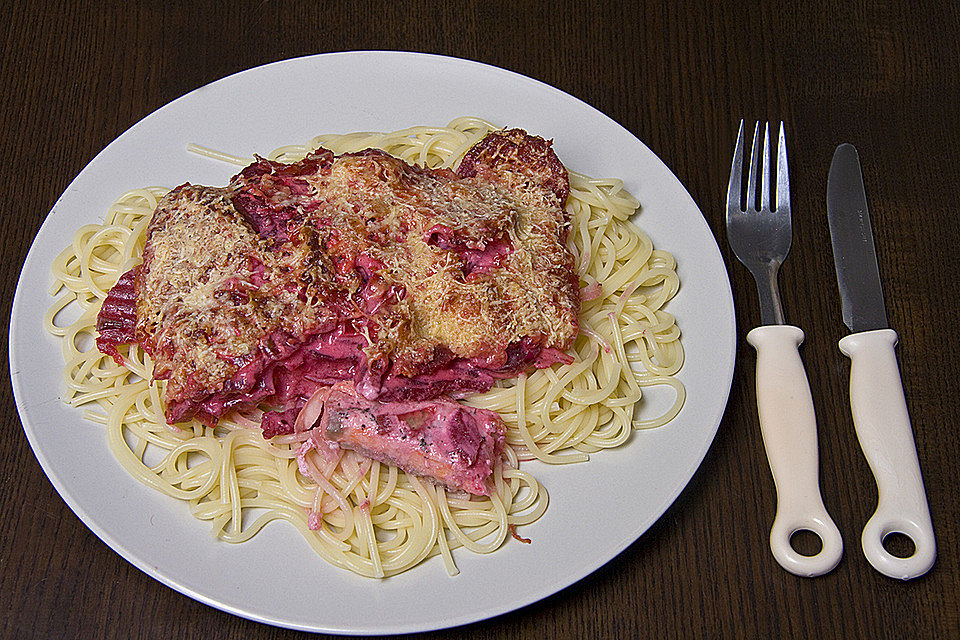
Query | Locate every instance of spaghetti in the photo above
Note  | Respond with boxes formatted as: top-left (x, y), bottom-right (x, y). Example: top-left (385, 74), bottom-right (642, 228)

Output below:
top-left (44, 118), bottom-right (683, 578)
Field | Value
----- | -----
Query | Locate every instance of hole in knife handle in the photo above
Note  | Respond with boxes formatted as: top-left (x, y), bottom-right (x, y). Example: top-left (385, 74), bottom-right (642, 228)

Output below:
top-left (881, 531), bottom-right (917, 559)
top-left (789, 529), bottom-right (824, 557)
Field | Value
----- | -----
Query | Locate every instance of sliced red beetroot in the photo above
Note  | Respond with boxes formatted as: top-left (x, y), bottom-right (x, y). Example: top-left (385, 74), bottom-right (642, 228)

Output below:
top-left (456, 128), bottom-right (570, 203)
top-left (95, 266), bottom-right (139, 365)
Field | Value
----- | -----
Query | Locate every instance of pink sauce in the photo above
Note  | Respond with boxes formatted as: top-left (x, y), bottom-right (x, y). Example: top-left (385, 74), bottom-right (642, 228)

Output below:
top-left (301, 383), bottom-right (505, 496)
top-left (94, 131), bottom-right (578, 478)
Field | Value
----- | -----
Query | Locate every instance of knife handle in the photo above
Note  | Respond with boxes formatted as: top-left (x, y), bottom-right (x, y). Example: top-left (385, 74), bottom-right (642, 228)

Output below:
top-left (747, 325), bottom-right (843, 577)
top-left (839, 328), bottom-right (936, 579)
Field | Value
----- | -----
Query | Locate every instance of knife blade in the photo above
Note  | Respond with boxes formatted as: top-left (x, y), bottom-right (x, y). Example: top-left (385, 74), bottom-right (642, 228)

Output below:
top-left (826, 143), bottom-right (936, 579)
top-left (827, 144), bottom-right (888, 333)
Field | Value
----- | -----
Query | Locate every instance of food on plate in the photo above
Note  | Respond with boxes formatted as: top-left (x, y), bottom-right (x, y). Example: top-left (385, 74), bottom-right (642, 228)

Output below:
top-left (46, 118), bottom-right (685, 577)
top-left (96, 128), bottom-right (578, 496)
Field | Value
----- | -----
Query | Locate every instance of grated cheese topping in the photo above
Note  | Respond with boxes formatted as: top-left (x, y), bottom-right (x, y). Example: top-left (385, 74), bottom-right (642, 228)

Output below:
top-left (133, 130), bottom-right (579, 407)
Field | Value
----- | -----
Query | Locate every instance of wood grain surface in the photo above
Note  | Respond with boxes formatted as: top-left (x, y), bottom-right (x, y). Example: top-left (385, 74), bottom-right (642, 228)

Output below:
top-left (2, 1), bottom-right (958, 638)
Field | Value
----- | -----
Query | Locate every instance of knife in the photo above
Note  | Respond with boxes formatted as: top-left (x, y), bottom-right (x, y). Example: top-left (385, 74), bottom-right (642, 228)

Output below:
top-left (826, 143), bottom-right (936, 579)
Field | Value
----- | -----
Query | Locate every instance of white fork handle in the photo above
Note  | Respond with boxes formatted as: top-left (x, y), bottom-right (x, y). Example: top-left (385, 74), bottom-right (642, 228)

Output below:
top-left (747, 325), bottom-right (843, 577)
top-left (839, 329), bottom-right (936, 579)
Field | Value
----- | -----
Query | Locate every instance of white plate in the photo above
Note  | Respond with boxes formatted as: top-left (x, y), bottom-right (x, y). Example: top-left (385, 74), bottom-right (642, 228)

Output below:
top-left (10, 52), bottom-right (735, 635)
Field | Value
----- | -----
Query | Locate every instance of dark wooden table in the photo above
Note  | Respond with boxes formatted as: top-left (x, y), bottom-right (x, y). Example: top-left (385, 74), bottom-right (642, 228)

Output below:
top-left (2, 2), bottom-right (958, 638)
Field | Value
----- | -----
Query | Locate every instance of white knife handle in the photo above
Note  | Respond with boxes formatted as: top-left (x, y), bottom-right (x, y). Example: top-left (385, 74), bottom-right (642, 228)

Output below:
top-left (747, 325), bottom-right (843, 577)
top-left (838, 328), bottom-right (936, 579)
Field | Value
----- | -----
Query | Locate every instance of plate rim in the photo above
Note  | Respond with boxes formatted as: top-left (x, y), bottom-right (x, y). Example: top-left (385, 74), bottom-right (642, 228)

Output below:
top-left (9, 50), bottom-right (736, 635)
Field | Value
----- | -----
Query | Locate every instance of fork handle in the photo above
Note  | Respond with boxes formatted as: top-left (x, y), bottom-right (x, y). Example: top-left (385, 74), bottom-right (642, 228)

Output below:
top-left (839, 329), bottom-right (936, 579)
top-left (747, 325), bottom-right (843, 577)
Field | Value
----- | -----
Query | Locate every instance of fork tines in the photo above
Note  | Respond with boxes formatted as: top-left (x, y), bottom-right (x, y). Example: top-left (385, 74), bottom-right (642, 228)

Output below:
top-left (727, 121), bottom-right (789, 215)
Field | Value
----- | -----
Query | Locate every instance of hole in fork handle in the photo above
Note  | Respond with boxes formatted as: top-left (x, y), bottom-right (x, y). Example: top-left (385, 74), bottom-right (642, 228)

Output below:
top-left (790, 529), bottom-right (824, 557)
top-left (770, 513), bottom-right (843, 577)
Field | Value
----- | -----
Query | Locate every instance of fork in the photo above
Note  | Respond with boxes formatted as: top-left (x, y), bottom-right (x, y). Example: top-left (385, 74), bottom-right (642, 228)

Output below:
top-left (726, 121), bottom-right (843, 577)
